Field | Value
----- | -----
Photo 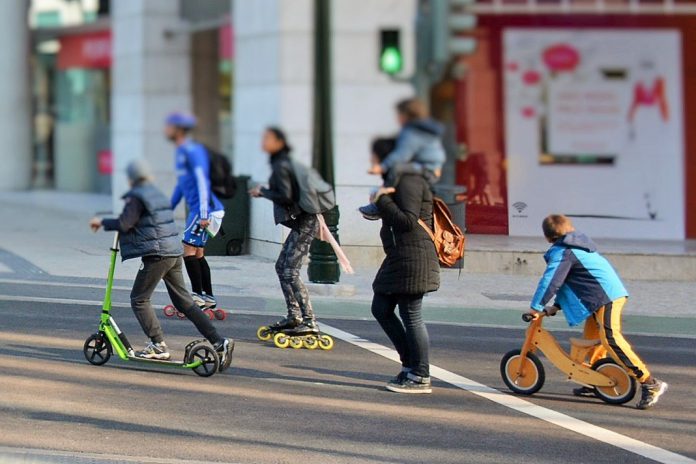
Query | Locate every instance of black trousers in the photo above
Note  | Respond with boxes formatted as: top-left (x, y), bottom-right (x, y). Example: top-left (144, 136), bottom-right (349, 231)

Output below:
top-left (371, 292), bottom-right (430, 379)
top-left (130, 256), bottom-right (222, 345)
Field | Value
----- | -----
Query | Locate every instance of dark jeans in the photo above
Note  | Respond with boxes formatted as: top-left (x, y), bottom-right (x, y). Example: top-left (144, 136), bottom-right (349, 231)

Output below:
top-left (371, 292), bottom-right (430, 379)
top-left (276, 214), bottom-right (319, 320)
top-left (130, 256), bottom-right (222, 345)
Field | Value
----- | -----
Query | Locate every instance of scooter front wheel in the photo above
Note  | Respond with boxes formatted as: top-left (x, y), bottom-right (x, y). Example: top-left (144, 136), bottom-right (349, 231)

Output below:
top-left (592, 359), bottom-right (637, 404)
top-left (500, 349), bottom-right (545, 395)
top-left (186, 343), bottom-right (220, 377)
top-left (83, 333), bottom-right (112, 366)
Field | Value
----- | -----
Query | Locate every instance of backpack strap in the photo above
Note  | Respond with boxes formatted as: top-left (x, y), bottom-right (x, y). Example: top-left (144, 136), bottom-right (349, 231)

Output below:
top-left (418, 218), bottom-right (436, 243)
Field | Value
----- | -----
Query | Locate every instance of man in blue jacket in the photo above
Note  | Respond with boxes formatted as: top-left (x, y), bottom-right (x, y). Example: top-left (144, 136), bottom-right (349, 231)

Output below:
top-left (526, 214), bottom-right (667, 409)
top-left (165, 113), bottom-right (225, 310)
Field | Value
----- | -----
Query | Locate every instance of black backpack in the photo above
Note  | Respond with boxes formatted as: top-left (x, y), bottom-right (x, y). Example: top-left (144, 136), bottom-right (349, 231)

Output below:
top-left (205, 145), bottom-right (237, 199)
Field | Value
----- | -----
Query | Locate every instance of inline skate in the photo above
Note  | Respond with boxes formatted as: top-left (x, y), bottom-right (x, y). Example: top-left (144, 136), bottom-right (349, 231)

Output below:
top-left (257, 317), bottom-right (334, 350)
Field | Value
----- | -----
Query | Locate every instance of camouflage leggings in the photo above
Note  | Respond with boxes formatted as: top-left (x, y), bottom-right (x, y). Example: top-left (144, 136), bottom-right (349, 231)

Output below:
top-left (275, 214), bottom-right (319, 320)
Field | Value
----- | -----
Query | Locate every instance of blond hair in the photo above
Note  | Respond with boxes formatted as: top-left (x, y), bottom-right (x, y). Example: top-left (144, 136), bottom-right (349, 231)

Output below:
top-left (542, 214), bottom-right (575, 242)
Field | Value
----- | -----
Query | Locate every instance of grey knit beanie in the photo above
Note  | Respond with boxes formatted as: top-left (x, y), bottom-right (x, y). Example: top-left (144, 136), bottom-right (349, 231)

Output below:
top-left (126, 159), bottom-right (152, 183)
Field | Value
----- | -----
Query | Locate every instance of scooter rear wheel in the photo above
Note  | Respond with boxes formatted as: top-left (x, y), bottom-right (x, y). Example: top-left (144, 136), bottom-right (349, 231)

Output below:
top-left (186, 343), bottom-right (220, 377)
top-left (83, 333), bottom-right (112, 366)
top-left (214, 309), bottom-right (226, 321)
top-left (500, 349), bottom-right (545, 395)
top-left (591, 359), bottom-right (637, 404)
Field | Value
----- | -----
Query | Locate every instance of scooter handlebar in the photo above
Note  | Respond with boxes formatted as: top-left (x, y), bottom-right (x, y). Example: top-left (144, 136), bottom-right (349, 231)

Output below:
top-left (522, 313), bottom-right (535, 323)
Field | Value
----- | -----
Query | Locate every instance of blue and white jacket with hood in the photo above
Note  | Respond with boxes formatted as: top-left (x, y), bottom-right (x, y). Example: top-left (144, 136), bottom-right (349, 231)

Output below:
top-left (530, 232), bottom-right (628, 327)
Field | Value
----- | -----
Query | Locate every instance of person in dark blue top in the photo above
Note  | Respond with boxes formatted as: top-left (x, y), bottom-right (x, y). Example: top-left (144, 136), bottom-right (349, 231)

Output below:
top-left (526, 214), bottom-right (667, 409)
top-left (165, 112), bottom-right (225, 311)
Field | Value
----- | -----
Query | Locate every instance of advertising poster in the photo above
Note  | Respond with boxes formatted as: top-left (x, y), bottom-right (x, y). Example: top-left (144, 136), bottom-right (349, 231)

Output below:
top-left (504, 29), bottom-right (685, 239)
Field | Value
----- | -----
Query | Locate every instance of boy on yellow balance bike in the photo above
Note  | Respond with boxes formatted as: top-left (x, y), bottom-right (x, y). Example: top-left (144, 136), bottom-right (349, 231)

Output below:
top-left (525, 214), bottom-right (667, 410)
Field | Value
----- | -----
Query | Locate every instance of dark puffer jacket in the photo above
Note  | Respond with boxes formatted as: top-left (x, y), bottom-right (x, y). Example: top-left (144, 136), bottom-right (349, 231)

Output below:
top-left (372, 174), bottom-right (440, 295)
top-left (118, 183), bottom-right (182, 261)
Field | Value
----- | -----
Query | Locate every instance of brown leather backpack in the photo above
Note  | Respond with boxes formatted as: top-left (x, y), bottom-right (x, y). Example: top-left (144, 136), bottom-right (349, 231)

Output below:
top-left (418, 197), bottom-right (466, 267)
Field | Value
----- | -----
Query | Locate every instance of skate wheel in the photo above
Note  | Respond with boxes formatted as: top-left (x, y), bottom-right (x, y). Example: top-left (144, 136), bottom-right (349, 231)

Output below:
top-left (214, 309), bottom-right (226, 321)
top-left (318, 335), bottom-right (334, 351)
top-left (257, 326), bottom-right (272, 342)
top-left (273, 332), bottom-right (290, 349)
top-left (176, 311), bottom-right (186, 319)
top-left (203, 309), bottom-right (215, 320)
top-left (163, 305), bottom-right (176, 317)
top-left (303, 337), bottom-right (319, 350)
top-left (289, 337), bottom-right (303, 350)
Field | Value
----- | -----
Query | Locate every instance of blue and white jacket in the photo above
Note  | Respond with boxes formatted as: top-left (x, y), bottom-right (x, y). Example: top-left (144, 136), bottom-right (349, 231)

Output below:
top-left (170, 139), bottom-right (223, 220)
top-left (530, 232), bottom-right (628, 327)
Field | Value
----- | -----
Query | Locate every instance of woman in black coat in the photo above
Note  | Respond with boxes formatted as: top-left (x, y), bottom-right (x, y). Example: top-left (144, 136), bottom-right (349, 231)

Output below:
top-left (370, 138), bottom-right (440, 394)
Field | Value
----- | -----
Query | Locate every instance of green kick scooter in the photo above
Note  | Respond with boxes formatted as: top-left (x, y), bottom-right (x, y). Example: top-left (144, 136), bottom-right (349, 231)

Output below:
top-left (83, 233), bottom-right (220, 377)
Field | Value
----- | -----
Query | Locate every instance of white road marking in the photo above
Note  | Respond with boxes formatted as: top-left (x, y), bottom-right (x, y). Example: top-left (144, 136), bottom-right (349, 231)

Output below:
top-left (321, 324), bottom-right (696, 464)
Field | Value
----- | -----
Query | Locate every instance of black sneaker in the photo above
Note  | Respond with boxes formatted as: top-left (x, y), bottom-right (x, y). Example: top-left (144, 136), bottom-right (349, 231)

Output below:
top-left (386, 376), bottom-right (432, 394)
top-left (572, 386), bottom-right (596, 398)
top-left (387, 370), bottom-right (409, 387)
top-left (358, 204), bottom-right (381, 221)
top-left (636, 378), bottom-right (668, 410)
top-left (136, 341), bottom-right (170, 360)
top-left (214, 338), bottom-right (235, 372)
top-left (270, 316), bottom-right (302, 330)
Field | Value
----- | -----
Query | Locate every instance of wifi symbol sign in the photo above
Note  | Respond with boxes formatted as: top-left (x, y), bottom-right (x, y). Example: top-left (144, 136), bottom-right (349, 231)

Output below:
top-left (512, 202), bottom-right (527, 213)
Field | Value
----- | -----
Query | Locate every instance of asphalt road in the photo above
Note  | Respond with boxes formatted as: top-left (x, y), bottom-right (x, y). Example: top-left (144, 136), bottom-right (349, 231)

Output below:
top-left (0, 275), bottom-right (694, 464)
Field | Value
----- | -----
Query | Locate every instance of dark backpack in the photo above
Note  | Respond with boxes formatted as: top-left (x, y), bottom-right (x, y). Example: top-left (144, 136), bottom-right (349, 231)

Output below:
top-left (290, 160), bottom-right (336, 214)
top-left (205, 145), bottom-right (237, 199)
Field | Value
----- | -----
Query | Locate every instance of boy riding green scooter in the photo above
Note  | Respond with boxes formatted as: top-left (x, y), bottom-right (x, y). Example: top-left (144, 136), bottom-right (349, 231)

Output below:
top-left (89, 159), bottom-right (234, 370)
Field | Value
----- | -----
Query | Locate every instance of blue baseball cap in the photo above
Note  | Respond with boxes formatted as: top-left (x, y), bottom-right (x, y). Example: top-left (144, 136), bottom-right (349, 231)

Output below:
top-left (165, 112), bottom-right (197, 129)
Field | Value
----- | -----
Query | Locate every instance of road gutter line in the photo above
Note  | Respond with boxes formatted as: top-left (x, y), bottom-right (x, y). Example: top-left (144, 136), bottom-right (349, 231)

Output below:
top-left (320, 324), bottom-right (696, 464)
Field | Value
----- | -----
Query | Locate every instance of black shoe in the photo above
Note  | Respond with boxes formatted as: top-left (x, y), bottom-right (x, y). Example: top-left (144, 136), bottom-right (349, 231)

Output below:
top-left (270, 316), bottom-right (302, 330)
top-left (358, 204), bottom-right (381, 221)
top-left (636, 378), bottom-right (668, 410)
top-left (287, 319), bottom-right (320, 336)
top-left (572, 386), bottom-right (596, 398)
top-left (386, 376), bottom-right (432, 394)
top-left (214, 338), bottom-right (235, 372)
top-left (387, 370), bottom-right (409, 387)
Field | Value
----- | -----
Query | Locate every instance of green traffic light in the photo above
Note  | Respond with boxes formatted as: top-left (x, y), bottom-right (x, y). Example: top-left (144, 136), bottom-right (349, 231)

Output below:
top-left (380, 46), bottom-right (402, 75)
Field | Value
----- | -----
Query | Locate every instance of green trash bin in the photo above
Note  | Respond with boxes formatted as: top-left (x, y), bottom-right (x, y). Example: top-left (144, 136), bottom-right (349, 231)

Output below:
top-left (205, 176), bottom-right (250, 256)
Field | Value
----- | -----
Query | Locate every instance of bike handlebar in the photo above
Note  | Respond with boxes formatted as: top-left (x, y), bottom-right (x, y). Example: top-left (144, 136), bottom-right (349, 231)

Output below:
top-left (522, 313), bottom-right (535, 322)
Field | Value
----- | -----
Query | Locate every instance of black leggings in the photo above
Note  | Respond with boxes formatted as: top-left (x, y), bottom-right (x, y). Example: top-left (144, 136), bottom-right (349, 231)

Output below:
top-left (371, 292), bottom-right (430, 379)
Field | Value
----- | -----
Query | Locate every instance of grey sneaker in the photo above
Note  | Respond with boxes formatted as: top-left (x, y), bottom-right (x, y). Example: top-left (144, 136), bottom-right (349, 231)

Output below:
top-left (136, 341), bottom-right (170, 360)
top-left (386, 376), bottom-right (432, 394)
top-left (192, 293), bottom-right (206, 309)
top-left (202, 294), bottom-right (217, 309)
top-left (214, 338), bottom-right (235, 372)
top-left (636, 379), bottom-right (668, 410)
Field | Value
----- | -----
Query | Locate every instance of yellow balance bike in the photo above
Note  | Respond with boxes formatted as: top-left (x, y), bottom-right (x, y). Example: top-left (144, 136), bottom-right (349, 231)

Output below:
top-left (500, 308), bottom-right (637, 404)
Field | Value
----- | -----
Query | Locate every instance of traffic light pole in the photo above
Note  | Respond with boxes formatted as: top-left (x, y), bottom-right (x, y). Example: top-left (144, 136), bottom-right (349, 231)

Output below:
top-left (308, 0), bottom-right (341, 284)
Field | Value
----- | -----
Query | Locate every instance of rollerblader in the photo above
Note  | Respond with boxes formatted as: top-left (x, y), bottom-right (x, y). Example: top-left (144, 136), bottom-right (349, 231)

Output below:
top-left (89, 159), bottom-right (234, 371)
top-left (165, 112), bottom-right (225, 311)
top-left (250, 127), bottom-right (336, 350)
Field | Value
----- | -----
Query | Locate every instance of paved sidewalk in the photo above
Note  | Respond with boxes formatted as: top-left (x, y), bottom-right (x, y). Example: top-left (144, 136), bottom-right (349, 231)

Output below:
top-left (1, 191), bottom-right (695, 334)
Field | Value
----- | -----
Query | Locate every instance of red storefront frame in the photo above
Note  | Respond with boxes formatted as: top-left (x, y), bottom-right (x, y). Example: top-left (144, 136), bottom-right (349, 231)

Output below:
top-left (57, 30), bottom-right (112, 70)
top-left (461, 14), bottom-right (696, 238)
